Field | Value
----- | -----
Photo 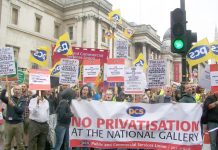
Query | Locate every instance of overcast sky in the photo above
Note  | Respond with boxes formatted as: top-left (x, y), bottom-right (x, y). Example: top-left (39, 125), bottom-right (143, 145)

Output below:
top-left (107, 0), bottom-right (218, 42)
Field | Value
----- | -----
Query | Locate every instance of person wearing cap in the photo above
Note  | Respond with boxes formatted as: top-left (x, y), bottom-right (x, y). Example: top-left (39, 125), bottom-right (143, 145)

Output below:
top-left (204, 91), bottom-right (218, 150)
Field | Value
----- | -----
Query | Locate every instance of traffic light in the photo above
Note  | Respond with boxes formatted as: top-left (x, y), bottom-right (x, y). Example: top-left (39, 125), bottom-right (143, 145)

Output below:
top-left (171, 8), bottom-right (187, 53)
top-left (186, 30), bottom-right (197, 50)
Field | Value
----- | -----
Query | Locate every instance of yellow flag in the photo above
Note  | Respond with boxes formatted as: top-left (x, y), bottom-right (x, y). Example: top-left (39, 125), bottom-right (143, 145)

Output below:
top-left (53, 32), bottom-right (72, 56)
top-left (186, 38), bottom-right (212, 67)
top-left (78, 64), bottom-right (83, 81)
top-left (105, 30), bottom-right (114, 39)
top-left (210, 40), bottom-right (218, 61)
top-left (95, 72), bottom-right (101, 87)
top-left (123, 28), bottom-right (134, 38)
top-left (133, 53), bottom-right (148, 70)
top-left (29, 46), bottom-right (49, 67)
top-left (108, 9), bottom-right (122, 24)
top-left (50, 61), bottom-right (60, 77)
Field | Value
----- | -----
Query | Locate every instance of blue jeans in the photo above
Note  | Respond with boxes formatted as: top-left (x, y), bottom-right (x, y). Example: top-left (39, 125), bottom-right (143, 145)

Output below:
top-left (208, 122), bottom-right (218, 150)
top-left (54, 125), bottom-right (70, 150)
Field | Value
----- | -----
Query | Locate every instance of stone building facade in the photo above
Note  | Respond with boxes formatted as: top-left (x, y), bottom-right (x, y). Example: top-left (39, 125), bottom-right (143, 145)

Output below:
top-left (0, 0), bottom-right (183, 84)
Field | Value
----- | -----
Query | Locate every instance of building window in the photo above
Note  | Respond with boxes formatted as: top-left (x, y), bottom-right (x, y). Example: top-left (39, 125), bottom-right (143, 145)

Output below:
top-left (30, 50), bottom-right (39, 69)
top-left (102, 29), bottom-right (106, 43)
top-left (69, 26), bottom-right (73, 40)
top-left (5, 45), bottom-right (19, 61)
top-left (35, 14), bottom-right (42, 32)
top-left (54, 23), bottom-right (60, 38)
top-left (12, 7), bottom-right (18, 25)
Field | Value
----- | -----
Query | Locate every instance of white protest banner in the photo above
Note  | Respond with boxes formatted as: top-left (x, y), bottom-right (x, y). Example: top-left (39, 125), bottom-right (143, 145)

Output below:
top-left (59, 58), bottom-right (79, 84)
top-left (199, 65), bottom-right (210, 91)
top-left (0, 47), bottom-right (16, 76)
top-left (29, 69), bottom-right (51, 90)
top-left (70, 101), bottom-right (202, 150)
top-left (107, 58), bottom-right (125, 82)
top-left (116, 40), bottom-right (128, 58)
top-left (147, 59), bottom-right (166, 88)
top-left (124, 67), bottom-right (145, 94)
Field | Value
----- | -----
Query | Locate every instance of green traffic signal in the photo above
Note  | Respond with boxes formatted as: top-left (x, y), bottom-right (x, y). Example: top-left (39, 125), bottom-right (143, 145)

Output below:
top-left (173, 39), bottom-right (184, 50)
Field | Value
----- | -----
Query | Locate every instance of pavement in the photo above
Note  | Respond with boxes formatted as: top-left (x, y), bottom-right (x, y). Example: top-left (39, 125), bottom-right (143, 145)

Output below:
top-left (0, 139), bottom-right (3, 150)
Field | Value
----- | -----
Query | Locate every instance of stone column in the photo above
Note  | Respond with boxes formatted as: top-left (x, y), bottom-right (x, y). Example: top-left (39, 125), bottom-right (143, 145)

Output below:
top-left (76, 17), bottom-right (82, 47)
top-left (97, 20), bottom-right (102, 49)
top-left (142, 44), bottom-right (147, 63)
top-left (86, 15), bottom-right (96, 48)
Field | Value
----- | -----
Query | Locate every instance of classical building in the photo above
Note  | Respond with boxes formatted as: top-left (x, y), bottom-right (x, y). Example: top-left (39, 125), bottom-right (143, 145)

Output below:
top-left (0, 0), bottom-right (185, 85)
top-left (0, 0), bottom-right (160, 66)
top-left (161, 28), bottom-right (182, 85)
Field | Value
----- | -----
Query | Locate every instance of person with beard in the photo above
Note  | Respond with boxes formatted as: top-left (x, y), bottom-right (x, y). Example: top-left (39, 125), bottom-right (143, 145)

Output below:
top-left (54, 88), bottom-right (75, 150)
top-left (179, 84), bottom-right (196, 103)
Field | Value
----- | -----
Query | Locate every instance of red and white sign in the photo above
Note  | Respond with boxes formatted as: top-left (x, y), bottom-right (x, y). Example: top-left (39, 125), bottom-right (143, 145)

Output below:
top-left (210, 64), bottom-right (218, 92)
top-left (70, 101), bottom-right (202, 150)
top-left (107, 58), bottom-right (125, 82)
top-left (83, 59), bottom-right (100, 84)
top-left (29, 69), bottom-right (51, 90)
top-left (52, 47), bottom-right (109, 65)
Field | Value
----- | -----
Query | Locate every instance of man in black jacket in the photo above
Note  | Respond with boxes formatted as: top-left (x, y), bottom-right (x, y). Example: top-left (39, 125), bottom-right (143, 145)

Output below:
top-left (54, 88), bottom-right (75, 150)
top-left (204, 91), bottom-right (218, 150)
top-left (1, 84), bottom-right (25, 150)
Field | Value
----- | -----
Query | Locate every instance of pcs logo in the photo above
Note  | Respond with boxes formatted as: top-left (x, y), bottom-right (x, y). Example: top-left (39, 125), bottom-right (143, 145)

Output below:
top-left (112, 14), bottom-right (120, 22)
top-left (211, 44), bottom-right (218, 55)
top-left (56, 41), bottom-right (70, 54)
top-left (51, 65), bottom-right (60, 75)
top-left (33, 49), bottom-right (46, 61)
top-left (127, 106), bottom-right (145, 117)
top-left (80, 140), bottom-right (90, 146)
top-left (187, 45), bottom-right (210, 60)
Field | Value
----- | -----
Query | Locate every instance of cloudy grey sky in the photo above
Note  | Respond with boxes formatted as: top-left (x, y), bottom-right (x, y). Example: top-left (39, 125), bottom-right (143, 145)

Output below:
top-left (107, 0), bottom-right (218, 42)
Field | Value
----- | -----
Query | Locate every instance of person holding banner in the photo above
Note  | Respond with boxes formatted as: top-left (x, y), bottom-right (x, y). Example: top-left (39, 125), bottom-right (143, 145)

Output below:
top-left (133, 94), bottom-right (144, 103)
top-left (0, 84), bottom-right (25, 150)
top-left (104, 89), bottom-right (115, 101)
top-left (155, 86), bottom-right (176, 103)
top-left (179, 84), bottom-right (196, 103)
top-left (78, 85), bottom-right (92, 101)
top-left (28, 90), bottom-right (49, 150)
top-left (54, 88), bottom-right (75, 150)
top-left (204, 91), bottom-right (218, 150)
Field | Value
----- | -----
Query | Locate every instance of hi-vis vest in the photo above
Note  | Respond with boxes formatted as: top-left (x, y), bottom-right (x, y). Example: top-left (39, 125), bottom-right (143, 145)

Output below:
top-left (195, 93), bottom-right (201, 103)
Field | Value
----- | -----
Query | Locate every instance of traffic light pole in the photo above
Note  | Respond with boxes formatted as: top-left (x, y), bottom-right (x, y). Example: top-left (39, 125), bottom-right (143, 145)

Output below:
top-left (181, 0), bottom-right (187, 94)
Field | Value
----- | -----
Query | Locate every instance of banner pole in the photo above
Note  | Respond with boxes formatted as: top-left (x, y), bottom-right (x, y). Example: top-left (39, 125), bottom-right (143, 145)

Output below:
top-left (5, 76), bottom-right (12, 100)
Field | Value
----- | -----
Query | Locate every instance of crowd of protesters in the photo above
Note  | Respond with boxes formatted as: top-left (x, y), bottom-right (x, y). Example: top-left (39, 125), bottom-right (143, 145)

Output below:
top-left (0, 81), bottom-right (217, 150)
